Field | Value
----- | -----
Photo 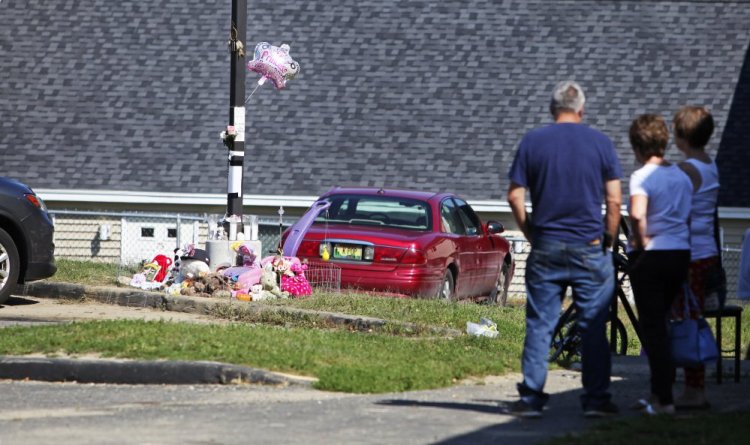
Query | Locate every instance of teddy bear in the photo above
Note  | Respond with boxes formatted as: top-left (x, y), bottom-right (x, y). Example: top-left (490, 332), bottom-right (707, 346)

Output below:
top-left (260, 262), bottom-right (288, 299)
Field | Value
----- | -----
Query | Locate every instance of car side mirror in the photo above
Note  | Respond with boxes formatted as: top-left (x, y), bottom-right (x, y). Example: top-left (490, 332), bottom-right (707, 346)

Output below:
top-left (486, 221), bottom-right (505, 234)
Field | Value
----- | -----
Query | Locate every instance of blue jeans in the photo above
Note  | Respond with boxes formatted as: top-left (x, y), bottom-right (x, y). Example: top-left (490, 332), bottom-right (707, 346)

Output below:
top-left (518, 237), bottom-right (615, 410)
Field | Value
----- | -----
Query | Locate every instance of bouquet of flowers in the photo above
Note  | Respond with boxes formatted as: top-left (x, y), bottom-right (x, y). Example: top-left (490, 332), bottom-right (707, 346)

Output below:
top-left (220, 125), bottom-right (237, 148)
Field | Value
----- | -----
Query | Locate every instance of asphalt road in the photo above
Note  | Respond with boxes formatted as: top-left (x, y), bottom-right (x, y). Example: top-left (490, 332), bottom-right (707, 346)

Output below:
top-left (1, 294), bottom-right (749, 445)
top-left (0, 369), bottom-right (644, 445)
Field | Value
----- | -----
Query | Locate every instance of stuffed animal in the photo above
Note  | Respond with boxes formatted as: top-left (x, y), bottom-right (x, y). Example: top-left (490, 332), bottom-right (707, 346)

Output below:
top-left (171, 244), bottom-right (211, 284)
top-left (150, 254), bottom-right (173, 282)
top-left (176, 272), bottom-right (232, 298)
top-left (170, 247), bottom-right (184, 283)
top-left (260, 255), bottom-right (301, 275)
top-left (179, 258), bottom-right (210, 282)
top-left (261, 263), bottom-right (287, 298)
top-left (281, 262), bottom-right (313, 297)
top-left (231, 241), bottom-right (258, 267)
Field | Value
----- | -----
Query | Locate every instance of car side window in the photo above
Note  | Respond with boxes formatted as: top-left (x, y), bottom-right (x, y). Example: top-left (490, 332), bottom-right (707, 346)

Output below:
top-left (454, 199), bottom-right (481, 236)
top-left (440, 199), bottom-right (465, 235)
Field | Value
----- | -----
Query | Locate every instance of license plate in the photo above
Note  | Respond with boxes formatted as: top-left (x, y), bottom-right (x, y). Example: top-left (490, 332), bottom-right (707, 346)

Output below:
top-left (333, 244), bottom-right (363, 260)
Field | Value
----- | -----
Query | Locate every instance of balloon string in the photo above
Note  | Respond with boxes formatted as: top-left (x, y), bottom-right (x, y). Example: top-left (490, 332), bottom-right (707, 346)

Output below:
top-left (244, 82), bottom-right (263, 104)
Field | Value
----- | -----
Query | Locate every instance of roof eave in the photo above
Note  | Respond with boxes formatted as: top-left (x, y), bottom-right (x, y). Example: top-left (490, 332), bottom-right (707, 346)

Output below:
top-left (32, 189), bottom-right (750, 219)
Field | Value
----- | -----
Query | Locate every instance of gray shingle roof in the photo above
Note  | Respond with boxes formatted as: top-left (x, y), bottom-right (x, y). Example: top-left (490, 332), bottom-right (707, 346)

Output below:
top-left (1, 0), bottom-right (749, 206)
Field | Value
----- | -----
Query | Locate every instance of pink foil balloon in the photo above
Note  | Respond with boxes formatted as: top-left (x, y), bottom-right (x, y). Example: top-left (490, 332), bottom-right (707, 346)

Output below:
top-left (246, 42), bottom-right (300, 89)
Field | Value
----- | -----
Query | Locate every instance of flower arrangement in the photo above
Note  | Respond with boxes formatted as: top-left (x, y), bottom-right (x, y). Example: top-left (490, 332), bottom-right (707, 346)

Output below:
top-left (220, 125), bottom-right (238, 148)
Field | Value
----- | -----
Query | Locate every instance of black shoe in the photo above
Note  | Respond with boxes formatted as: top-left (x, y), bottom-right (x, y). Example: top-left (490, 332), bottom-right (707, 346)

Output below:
top-left (506, 400), bottom-right (543, 419)
top-left (583, 401), bottom-right (619, 418)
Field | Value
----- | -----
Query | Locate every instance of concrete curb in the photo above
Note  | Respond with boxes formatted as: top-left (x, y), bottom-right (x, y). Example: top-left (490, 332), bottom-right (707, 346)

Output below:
top-left (17, 281), bottom-right (463, 337)
top-left (7, 281), bottom-right (461, 385)
top-left (0, 355), bottom-right (314, 386)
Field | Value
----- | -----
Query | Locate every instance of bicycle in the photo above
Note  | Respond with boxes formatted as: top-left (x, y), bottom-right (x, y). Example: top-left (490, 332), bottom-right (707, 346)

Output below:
top-left (548, 221), bottom-right (645, 365)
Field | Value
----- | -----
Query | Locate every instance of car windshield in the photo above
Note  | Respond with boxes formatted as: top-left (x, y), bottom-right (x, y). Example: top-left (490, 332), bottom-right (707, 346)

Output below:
top-left (315, 195), bottom-right (431, 231)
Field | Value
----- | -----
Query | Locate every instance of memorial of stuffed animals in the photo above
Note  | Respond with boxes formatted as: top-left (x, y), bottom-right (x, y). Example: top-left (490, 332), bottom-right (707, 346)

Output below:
top-left (127, 241), bottom-right (322, 301)
top-left (124, 39), bottom-right (324, 301)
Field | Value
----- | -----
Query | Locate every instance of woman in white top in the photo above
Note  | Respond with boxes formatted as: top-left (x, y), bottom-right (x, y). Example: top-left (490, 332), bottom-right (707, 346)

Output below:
top-left (673, 106), bottom-right (719, 409)
top-left (628, 114), bottom-right (693, 415)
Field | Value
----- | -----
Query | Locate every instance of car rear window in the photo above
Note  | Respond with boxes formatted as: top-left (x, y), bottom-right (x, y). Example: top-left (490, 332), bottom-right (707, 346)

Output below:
top-left (316, 195), bottom-right (431, 231)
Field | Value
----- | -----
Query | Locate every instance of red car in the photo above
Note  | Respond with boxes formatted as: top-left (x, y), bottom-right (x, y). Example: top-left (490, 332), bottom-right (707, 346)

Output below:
top-left (282, 187), bottom-right (514, 304)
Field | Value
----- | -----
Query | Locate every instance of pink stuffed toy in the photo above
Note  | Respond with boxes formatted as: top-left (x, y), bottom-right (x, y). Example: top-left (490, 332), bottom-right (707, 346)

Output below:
top-left (281, 262), bottom-right (312, 297)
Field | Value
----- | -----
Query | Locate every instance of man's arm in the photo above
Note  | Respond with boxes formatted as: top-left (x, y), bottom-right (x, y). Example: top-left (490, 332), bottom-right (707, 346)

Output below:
top-left (604, 178), bottom-right (622, 249)
top-left (507, 182), bottom-right (530, 241)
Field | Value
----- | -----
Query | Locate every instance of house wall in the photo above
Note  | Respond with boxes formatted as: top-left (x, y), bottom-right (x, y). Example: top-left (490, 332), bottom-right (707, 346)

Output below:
top-left (720, 218), bottom-right (750, 247)
top-left (51, 214), bottom-right (122, 263)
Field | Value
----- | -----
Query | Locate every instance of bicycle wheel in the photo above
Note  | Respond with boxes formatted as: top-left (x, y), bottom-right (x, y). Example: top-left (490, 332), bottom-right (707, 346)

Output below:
top-left (549, 307), bottom-right (581, 363)
top-left (549, 310), bottom-right (629, 364)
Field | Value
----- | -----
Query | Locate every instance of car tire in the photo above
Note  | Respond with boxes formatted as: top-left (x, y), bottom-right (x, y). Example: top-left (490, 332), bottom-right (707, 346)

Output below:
top-left (438, 270), bottom-right (454, 301)
top-left (0, 227), bottom-right (20, 305)
top-left (488, 262), bottom-right (510, 306)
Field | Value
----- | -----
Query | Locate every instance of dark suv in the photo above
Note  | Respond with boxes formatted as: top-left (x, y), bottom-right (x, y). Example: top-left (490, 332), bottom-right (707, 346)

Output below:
top-left (0, 177), bottom-right (56, 304)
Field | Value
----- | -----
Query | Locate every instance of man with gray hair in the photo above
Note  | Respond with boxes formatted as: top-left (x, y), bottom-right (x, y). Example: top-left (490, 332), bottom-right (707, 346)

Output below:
top-left (506, 81), bottom-right (623, 418)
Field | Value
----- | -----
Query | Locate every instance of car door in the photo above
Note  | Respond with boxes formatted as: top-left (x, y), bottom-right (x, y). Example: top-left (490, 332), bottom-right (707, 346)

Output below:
top-left (440, 198), bottom-right (473, 297)
top-left (454, 198), bottom-right (501, 295)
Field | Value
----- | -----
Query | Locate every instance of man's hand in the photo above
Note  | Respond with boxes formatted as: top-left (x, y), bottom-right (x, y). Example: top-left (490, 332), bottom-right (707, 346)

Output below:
top-left (508, 182), bottom-right (530, 240)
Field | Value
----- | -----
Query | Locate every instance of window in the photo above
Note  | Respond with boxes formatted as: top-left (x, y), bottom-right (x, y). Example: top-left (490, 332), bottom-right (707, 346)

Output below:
top-left (317, 195), bottom-right (431, 230)
top-left (167, 228), bottom-right (177, 238)
top-left (141, 227), bottom-right (155, 238)
top-left (454, 199), bottom-right (481, 236)
top-left (440, 199), bottom-right (465, 235)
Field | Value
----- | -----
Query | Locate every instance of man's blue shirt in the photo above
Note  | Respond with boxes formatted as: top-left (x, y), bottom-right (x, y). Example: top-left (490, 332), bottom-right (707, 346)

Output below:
top-left (509, 123), bottom-right (622, 242)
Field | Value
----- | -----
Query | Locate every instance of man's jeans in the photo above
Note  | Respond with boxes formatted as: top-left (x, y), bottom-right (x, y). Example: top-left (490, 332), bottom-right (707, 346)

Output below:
top-left (518, 237), bottom-right (615, 410)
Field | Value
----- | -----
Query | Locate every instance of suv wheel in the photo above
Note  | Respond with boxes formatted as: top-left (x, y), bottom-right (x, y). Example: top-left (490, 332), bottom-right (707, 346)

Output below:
top-left (0, 227), bottom-right (20, 304)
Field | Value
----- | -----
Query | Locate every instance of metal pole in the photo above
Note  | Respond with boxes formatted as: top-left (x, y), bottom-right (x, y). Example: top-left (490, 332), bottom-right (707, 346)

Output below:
top-left (227, 0), bottom-right (247, 227)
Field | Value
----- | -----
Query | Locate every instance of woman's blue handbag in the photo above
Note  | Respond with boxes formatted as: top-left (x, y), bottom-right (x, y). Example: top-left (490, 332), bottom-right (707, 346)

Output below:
top-left (669, 285), bottom-right (719, 367)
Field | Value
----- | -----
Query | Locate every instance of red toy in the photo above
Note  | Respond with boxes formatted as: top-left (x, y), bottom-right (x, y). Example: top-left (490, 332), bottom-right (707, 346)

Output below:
top-left (150, 254), bottom-right (173, 282)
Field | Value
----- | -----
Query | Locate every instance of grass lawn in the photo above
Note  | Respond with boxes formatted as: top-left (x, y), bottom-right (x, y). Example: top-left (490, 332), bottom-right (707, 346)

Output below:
top-left (544, 411), bottom-right (750, 445)
top-left (0, 318), bottom-right (523, 393)
top-left (15, 259), bottom-right (750, 442)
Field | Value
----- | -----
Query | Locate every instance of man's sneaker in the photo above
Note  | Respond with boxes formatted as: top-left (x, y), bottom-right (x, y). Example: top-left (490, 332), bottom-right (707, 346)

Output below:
top-left (505, 400), bottom-right (543, 418)
top-left (583, 401), bottom-right (619, 418)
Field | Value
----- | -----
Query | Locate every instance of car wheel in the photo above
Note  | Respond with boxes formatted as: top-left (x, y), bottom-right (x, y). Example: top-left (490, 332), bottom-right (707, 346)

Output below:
top-left (0, 227), bottom-right (20, 305)
top-left (438, 270), bottom-right (454, 301)
top-left (488, 262), bottom-right (510, 306)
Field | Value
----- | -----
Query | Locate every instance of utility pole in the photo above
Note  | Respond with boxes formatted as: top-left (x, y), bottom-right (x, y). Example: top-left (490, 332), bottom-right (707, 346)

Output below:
top-left (226, 0), bottom-right (247, 235)
top-left (207, 0), bottom-right (259, 269)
